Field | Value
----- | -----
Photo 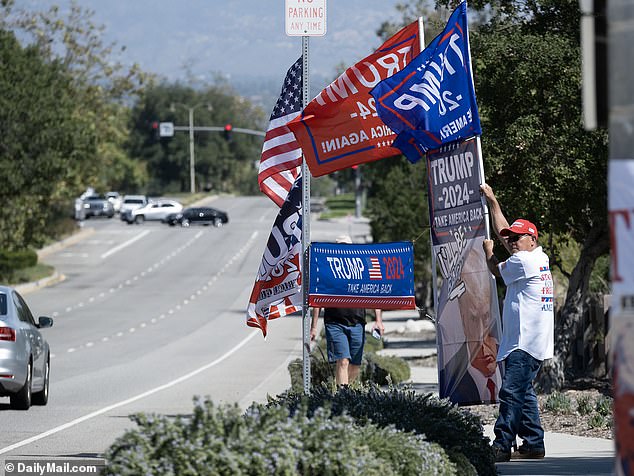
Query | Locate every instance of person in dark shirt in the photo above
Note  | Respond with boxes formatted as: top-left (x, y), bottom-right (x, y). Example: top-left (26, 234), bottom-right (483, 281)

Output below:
top-left (310, 235), bottom-right (384, 385)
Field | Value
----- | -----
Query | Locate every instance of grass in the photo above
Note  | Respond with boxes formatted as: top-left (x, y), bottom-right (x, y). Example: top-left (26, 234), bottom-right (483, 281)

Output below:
top-left (543, 391), bottom-right (574, 414)
top-left (8, 263), bottom-right (55, 285)
top-left (318, 193), bottom-right (356, 220)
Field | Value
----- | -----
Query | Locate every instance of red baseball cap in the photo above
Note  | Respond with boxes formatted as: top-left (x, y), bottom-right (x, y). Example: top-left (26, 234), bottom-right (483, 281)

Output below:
top-left (500, 219), bottom-right (538, 239)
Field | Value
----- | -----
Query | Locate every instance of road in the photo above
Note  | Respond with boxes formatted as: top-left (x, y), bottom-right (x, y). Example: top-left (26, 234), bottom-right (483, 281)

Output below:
top-left (0, 195), bottom-right (370, 466)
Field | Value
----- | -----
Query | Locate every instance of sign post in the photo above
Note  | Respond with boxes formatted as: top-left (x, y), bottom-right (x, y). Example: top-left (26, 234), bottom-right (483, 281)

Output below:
top-left (285, 0), bottom-right (327, 394)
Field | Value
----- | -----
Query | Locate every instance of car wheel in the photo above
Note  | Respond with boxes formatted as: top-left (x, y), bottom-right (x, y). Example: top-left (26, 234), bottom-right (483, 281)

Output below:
top-left (135, 215), bottom-right (145, 224)
top-left (213, 218), bottom-right (223, 227)
top-left (32, 356), bottom-right (50, 406)
top-left (10, 361), bottom-right (32, 410)
top-left (181, 219), bottom-right (190, 227)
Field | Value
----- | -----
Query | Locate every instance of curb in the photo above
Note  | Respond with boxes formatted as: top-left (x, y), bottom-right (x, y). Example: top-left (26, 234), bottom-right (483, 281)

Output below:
top-left (15, 272), bottom-right (66, 295)
top-left (37, 227), bottom-right (96, 260)
top-left (13, 226), bottom-right (95, 295)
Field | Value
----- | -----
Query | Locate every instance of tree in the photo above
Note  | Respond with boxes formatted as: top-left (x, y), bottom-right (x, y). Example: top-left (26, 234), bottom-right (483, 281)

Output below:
top-left (470, 13), bottom-right (608, 390)
top-left (0, 29), bottom-right (96, 249)
top-left (126, 82), bottom-right (265, 194)
top-left (0, 0), bottom-right (149, 196)
top-left (365, 157), bottom-right (433, 309)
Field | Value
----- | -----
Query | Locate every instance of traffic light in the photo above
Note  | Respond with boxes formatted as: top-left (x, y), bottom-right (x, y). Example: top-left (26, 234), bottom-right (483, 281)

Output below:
top-left (150, 120), bottom-right (160, 141)
top-left (223, 123), bottom-right (233, 141)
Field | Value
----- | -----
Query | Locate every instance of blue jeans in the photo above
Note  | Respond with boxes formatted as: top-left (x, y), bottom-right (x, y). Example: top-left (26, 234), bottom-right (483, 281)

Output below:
top-left (493, 349), bottom-right (544, 452)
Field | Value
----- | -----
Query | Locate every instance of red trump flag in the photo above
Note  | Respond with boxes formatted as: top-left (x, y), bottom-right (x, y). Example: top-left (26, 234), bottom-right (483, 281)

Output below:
top-left (287, 21), bottom-right (421, 177)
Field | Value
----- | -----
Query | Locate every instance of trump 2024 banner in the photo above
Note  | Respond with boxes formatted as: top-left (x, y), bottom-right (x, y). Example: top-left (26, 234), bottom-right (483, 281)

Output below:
top-left (371, 1), bottom-right (481, 162)
top-left (309, 242), bottom-right (415, 309)
top-left (429, 139), bottom-right (502, 406)
top-left (287, 21), bottom-right (421, 177)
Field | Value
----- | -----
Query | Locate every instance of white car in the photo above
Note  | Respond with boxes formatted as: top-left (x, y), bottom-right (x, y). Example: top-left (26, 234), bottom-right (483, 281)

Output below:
top-left (127, 199), bottom-right (183, 224)
top-left (119, 195), bottom-right (148, 222)
top-left (105, 191), bottom-right (122, 213)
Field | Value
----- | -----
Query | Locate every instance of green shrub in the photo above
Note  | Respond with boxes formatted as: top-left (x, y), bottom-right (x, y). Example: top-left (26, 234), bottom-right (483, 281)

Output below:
top-left (104, 398), bottom-right (457, 475)
top-left (543, 391), bottom-right (573, 414)
top-left (288, 333), bottom-right (409, 392)
top-left (288, 353), bottom-right (335, 393)
top-left (0, 248), bottom-right (38, 281)
top-left (595, 395), bottom-right (612, 417)
top-left (269, 384), bottom-right (492, 476)
top-left (363, 352), bottom-right (411, 385)
top-left (577, 394), bottom-right (593, 415)
top-left (588, 413), bottom-right (610, 429)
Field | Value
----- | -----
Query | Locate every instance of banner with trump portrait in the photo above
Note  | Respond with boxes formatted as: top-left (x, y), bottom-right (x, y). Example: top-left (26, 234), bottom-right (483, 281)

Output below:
top-left (429, 138), bottom-right (502, 406)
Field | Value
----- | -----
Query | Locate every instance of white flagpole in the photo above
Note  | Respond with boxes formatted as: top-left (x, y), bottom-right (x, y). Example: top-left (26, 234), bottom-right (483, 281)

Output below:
top-left (301, 36), bottom-right (312, 395)
top-left (414, 15), bottom-right (442, 392)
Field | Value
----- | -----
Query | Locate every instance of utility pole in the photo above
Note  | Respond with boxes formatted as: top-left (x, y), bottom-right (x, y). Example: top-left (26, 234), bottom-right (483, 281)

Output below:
top-left (171, 102), bottom-right (212, 194)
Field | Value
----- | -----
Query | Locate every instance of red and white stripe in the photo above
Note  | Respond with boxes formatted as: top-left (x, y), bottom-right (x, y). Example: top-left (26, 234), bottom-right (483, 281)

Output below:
top-left (369, 257), bottom-right (383, 280)
top-left (259, 113), bottom-right (302, 207)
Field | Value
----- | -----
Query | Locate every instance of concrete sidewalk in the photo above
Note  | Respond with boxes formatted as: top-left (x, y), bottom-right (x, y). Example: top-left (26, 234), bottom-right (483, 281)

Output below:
top-left (376, 309), bottom-right (616, 476)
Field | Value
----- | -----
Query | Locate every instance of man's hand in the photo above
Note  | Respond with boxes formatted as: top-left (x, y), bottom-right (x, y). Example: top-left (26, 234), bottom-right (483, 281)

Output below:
top-left (310, 326), bottom-right (318, 342)
top-left (483, 239), bottom-right (495, 257)
top-left (483, 239), bottom-right (500, 276)
top-left (480, 183), bottom-right (495, 202)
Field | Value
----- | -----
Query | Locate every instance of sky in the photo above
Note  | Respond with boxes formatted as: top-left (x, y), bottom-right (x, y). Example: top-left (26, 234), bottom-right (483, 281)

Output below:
top-left (22, 0), bottom-right (406, 86)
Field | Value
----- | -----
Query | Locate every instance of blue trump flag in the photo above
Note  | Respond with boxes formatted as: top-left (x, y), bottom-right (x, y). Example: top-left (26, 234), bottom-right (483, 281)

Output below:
top-left (370, 1), bottom-right (481, 163)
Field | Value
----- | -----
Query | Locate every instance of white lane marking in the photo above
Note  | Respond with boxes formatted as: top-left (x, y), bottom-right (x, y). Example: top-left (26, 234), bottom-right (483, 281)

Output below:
top-left (0, 330), bottom-right (260, 456)
top-left (101, 230), bottom-right (151, 259)
top-left (58, 229), bottom-right (261, 355)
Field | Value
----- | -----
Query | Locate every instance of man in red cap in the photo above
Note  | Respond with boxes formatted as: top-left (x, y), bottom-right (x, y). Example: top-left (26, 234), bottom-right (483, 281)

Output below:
top-left (480, 183), bottom-right (555, 462)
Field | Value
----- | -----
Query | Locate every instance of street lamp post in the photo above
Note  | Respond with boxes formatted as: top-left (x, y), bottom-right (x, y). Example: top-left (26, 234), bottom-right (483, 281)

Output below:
top-left (171, 102), bottom-right (211, 194)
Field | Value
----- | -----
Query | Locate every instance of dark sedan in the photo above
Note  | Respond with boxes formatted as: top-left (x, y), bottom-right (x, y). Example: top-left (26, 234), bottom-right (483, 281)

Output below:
top-left (164, 207), bottom-right (229, 227)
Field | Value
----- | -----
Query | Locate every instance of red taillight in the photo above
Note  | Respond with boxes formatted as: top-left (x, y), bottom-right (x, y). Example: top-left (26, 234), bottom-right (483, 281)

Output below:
top-left (0, 327), bottom-right (16, 341)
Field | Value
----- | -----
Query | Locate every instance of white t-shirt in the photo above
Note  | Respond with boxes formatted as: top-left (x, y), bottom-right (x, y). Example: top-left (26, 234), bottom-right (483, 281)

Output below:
top-left (497, 246), bottom-right (554, 361)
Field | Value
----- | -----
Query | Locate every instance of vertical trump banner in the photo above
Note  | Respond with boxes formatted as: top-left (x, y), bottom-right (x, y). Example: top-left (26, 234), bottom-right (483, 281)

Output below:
top-left (609, 159), bottom-right (634, 475)
top-left (429, 139), bottom-right (502, 405)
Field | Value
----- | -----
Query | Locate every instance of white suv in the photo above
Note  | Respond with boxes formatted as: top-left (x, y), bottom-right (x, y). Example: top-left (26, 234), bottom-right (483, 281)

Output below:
top-left (119, 195), bottom-right (148, 223)
top-left (127, 199), bottom-right (183, 224)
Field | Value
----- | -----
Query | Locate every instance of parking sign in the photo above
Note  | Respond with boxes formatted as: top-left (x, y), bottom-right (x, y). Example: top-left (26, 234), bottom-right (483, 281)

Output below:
top-left (285, 0), bottom-right (327, 36)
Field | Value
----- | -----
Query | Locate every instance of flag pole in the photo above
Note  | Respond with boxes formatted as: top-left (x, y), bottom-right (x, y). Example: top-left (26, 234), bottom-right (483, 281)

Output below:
top-left (301, 35), bottom-right (312, 395)
top-left (414, 14), bottom-right (442, 393)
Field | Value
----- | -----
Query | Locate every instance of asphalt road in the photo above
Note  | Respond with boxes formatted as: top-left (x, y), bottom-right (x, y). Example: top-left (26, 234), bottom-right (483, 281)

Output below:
top-left (0, 195), bottom-right (370, 465)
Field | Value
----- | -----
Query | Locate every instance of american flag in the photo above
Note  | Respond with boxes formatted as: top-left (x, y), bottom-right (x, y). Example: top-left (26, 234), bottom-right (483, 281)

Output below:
top-left (369, 257), bottom-right (383, 280)
top-left (247, 176), bottom-right (303, 337)
top-left (259, 57), bottom-right (303, 207)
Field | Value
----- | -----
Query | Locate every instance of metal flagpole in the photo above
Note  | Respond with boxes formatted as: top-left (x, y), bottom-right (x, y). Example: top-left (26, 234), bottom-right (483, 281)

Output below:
top-left (301, 36), bottom-right (312, 395)
top-left (414, 15), bottom-right (442, 391)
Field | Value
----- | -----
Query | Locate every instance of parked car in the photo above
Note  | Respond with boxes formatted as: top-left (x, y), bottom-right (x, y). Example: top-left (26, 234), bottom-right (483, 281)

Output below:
top-left (124, 199), bottom-right (183, 224)
top-left (83, 195), bottom-right (115, 218)
top-left (164, 207), bottom-right (229, 227)
top-left (105, 191), bottom-right (122, 213)
top-left (119, 195), bottom-right (148, 223)
top-left (0, 286), bottom-right (53, 410)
